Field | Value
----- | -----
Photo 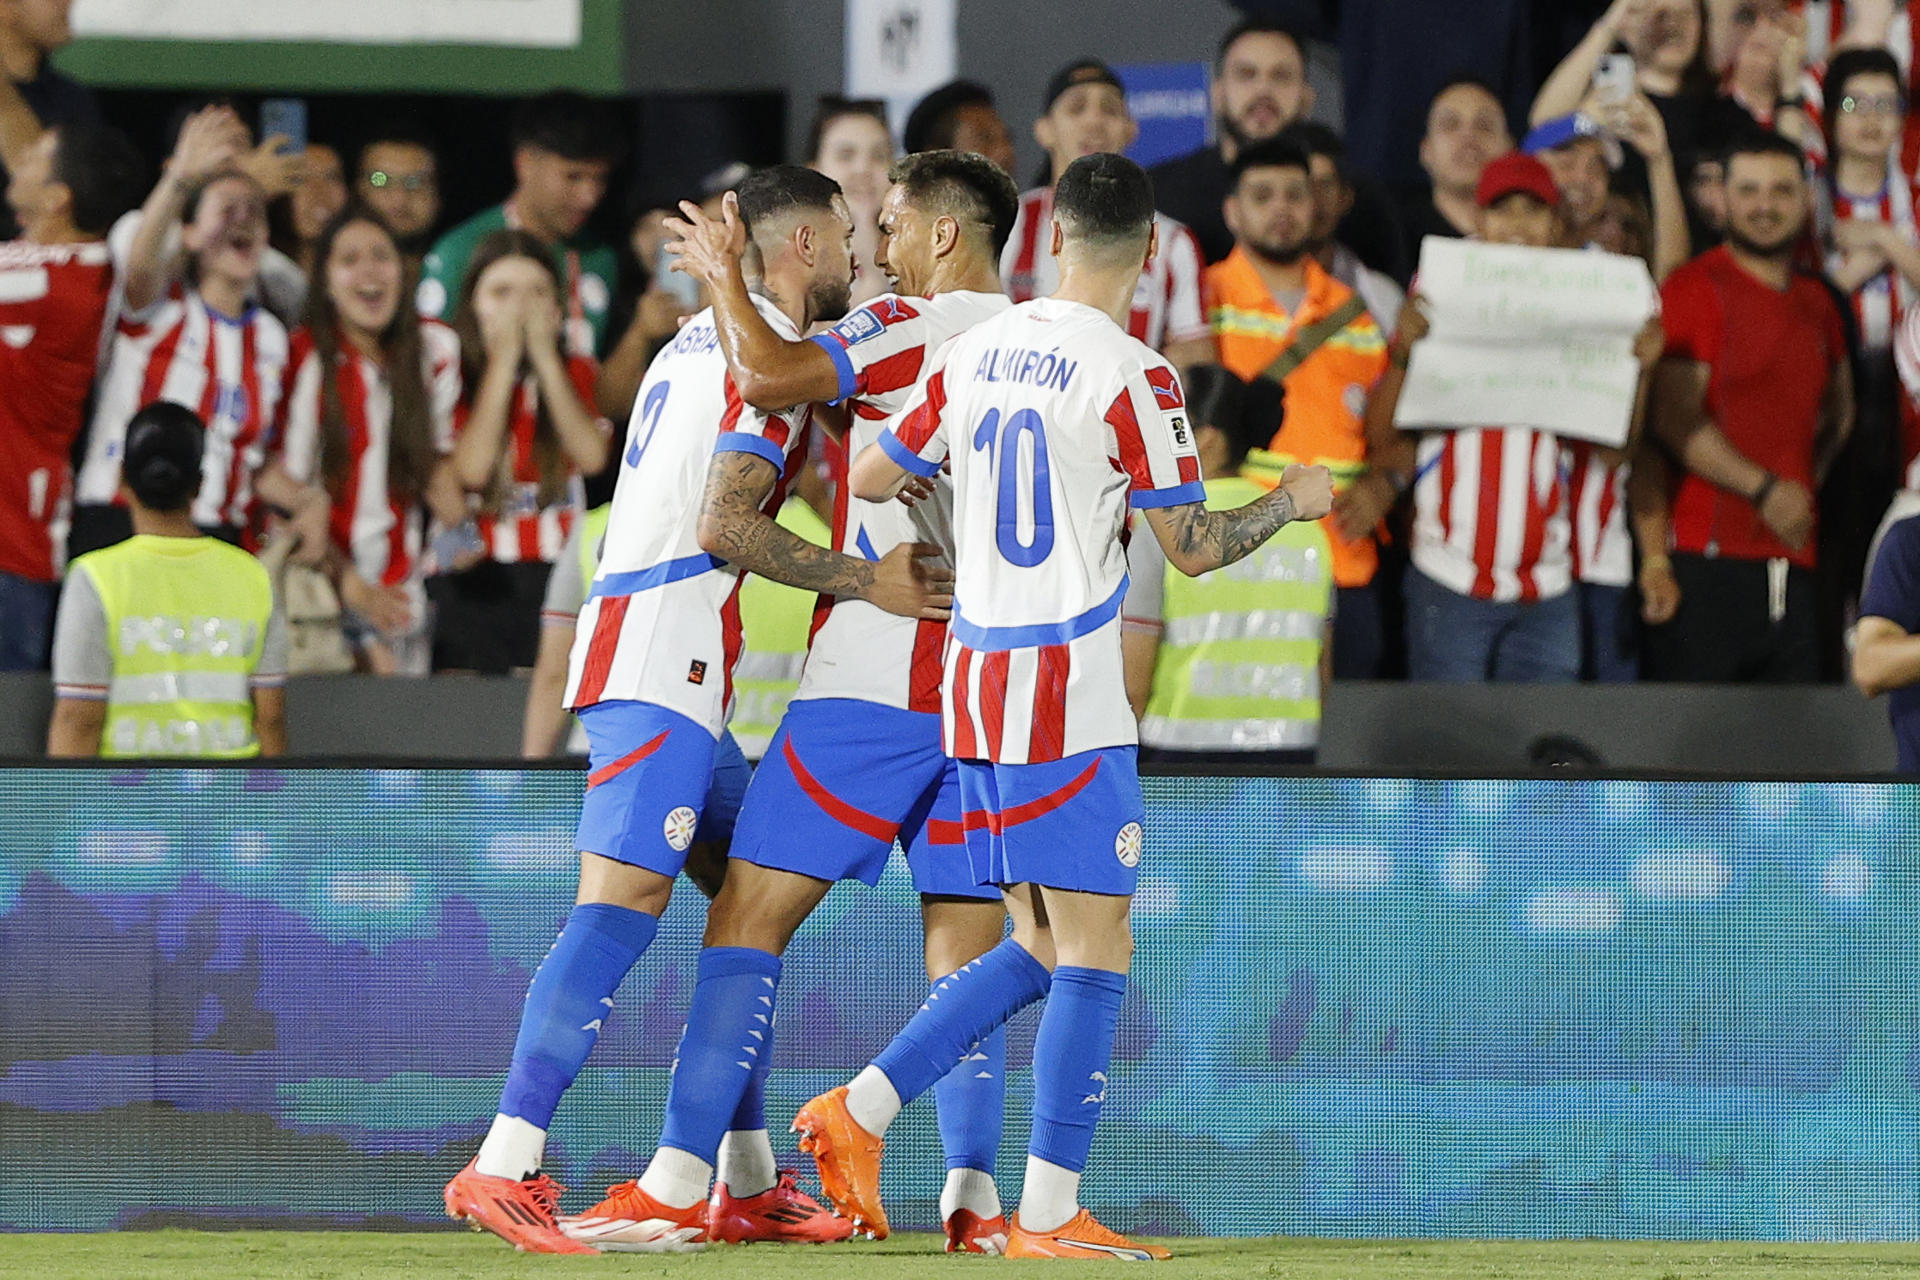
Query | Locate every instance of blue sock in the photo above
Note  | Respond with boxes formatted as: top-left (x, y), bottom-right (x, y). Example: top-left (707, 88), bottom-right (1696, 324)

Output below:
top-left (499, 903), bottom-right (657, 1128)
top-left (934, 1023), bottom-right (1006, 1172)
top-left (728, 1006), bottom-right (772, 1132)
top-left (657, 946), bottom-right (782, 1164)
top-left (872, 939), bottom-right (1050, 1105)
top-left (1028, 966), bottom-right (1128, 1173)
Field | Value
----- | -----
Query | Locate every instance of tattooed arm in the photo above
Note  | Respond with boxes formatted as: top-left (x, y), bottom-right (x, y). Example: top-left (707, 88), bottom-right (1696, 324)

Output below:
top-left (696, 450), bottom-right (953, 619)
top-left (1141, 464), bottom-right (1336, 577)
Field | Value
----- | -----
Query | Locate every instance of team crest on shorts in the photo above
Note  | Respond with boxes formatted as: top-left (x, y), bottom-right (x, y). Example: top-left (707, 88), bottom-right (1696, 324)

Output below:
top-left (664, 806), bottom-right (698, 852)
top-left (1114, 821), bottom-right (1143, 867)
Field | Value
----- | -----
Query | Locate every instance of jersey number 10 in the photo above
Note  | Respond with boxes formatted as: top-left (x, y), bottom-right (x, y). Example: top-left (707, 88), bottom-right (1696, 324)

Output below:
top-left (972, 407), bottom-right (1054, 567)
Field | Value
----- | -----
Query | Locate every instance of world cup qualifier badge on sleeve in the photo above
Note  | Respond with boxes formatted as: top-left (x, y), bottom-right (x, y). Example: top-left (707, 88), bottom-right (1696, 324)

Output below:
top-left (830, 309), bottom-right (884, 346)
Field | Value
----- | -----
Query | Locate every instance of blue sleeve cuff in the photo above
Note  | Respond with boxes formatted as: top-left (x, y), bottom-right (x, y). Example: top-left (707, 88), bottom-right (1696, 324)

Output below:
top-left (808, 332), bottom-right (859, 403)
top-left (1130, 480), bottom-right (1206, 509)
top-left (878, 428), bottom-right (942, 478)
top-left (714, 431), bottom-right (789, 471)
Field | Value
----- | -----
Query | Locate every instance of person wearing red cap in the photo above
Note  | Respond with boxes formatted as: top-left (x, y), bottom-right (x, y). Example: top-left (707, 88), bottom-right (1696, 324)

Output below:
top-left (1364, 151), bottom-right (1663, 682)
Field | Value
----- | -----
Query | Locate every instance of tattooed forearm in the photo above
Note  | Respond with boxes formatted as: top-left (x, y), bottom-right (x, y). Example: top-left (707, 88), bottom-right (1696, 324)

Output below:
top-left (1156, 486), bottom-right (1298, 575)
top-left (697, 452), bottom-right (878, 597)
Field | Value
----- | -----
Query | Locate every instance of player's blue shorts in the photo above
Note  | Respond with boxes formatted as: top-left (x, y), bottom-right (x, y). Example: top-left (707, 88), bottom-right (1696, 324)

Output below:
top-left (575, 700), bottom-right (749, 878)
top-left (958, 745), bottom-right (1145, 896)
top-left (730, 698), bottom-right (998, 900)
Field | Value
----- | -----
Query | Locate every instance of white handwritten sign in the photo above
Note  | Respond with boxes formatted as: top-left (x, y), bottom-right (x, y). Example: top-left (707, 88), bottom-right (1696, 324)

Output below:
top-left (1394, 237), bottom-right (1656, 447)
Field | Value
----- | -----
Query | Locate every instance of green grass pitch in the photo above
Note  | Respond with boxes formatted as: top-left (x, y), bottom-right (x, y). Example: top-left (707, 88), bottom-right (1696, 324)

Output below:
top-left (2, 1233), bottom-right (1920, 1279)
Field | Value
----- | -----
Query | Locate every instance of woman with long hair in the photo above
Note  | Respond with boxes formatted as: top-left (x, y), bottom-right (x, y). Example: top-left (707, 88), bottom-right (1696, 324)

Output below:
top-left (434, 228), bottom-right (608, 673)
top-left (257, 205), bottom-right (465, 675)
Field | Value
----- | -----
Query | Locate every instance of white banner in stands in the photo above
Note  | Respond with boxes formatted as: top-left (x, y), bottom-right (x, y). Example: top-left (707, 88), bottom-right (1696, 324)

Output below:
top-left (70, 0), bottom-right (582, 47)
top-left (1394, 236), bottom-right (1657, 448)
top-left (844, 0), bottom-right (958, 142)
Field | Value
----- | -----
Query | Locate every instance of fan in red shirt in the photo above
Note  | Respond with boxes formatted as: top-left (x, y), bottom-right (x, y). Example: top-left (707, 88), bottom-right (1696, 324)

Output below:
top-left (1648, 130), bottom-right (1854, 682)
top-left (435, 228), bottom-right (608, 674)
top-left (0, 122), bottom-right (143, 670)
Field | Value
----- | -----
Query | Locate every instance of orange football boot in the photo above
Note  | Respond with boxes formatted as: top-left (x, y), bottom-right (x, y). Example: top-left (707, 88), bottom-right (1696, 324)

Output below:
top-left (443, 1160), bottom-right (598, 1255)
top-left (559, 1179), bottom-right (708, 1252)
top-left (945, 1207), bottom-right (1011, 1254)
top-left (707, 1170), bottom-right (856, 1244)
top-left (1004, 1208), bottom-right (1171, 1260)
top-left (791, 1086), bottom-right (889, 1238)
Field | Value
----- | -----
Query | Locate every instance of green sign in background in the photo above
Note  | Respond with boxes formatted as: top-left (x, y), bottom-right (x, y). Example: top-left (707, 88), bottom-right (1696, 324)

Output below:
top-left (51, 0), bottom-right (625, 95)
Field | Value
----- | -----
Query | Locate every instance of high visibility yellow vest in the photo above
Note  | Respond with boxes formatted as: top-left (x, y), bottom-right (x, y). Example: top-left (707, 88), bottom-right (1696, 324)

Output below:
top-left (77, 534), bottom-right (275, 759)
top-left (731, 498), bottom-right (830, 760)
top-left (1140, 476), bottom-right (1333, 753)
top-left (577, 503), bottom-right (611, 586)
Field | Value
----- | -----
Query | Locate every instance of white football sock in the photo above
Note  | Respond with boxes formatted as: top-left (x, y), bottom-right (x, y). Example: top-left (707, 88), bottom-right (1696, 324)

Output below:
top-left (636, 1146), bottom-right (714, 1210)
top-left (843, 1065), bottom-right (903, 1136)
top-left (474, 1113), bottom-right (546, 1181)
top-left (1017, 1155), bottom-right (1081, 1233)
top-left (940, 1166), bottom-right (1002, 1221)
top-left (717, 1128), bottom-right (778, 1199)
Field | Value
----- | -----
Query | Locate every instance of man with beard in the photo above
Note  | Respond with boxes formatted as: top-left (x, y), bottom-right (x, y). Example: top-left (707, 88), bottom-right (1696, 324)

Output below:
top-left (1150, 20), bottom-right (1316, 265)
top-left (1205, 138), bottom-right (1392, 678)
top-left (1645, 131), bottom-right (1854, 681)
top-left (442, 164), bottom-right (949, 1254)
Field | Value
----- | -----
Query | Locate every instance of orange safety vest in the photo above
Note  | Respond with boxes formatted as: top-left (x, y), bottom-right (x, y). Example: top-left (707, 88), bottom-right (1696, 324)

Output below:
top-left (1205, 249), bottom-right (1389, 588)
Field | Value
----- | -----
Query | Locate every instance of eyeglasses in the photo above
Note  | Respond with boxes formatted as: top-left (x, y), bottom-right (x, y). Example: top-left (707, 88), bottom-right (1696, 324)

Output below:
top-left (1840, 95), bottom-right (1904, 117)
top-left (366, 170), bottom-right (435, 193)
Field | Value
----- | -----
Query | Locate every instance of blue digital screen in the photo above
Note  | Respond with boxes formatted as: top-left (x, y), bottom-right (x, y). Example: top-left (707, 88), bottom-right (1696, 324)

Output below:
top-left (0, 769), bottom-right (1913, 1238)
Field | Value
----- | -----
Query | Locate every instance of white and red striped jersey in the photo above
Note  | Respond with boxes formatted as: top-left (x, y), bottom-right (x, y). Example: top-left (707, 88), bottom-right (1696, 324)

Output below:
top-left (798, 289), bottom-right (1010, 713)
top-left (564, 296), bottom-right (813, 731)
top-left (1564, 442), bottom-right (1632, 588)
top-left (1411, 426), bottom-right (1572, 604)
top-left (79, 283), bottom-right (290, 531)
top-left (0, 240), bottom-right (114, 583)
top-left (886, 297), bottom-right (1204, 763)
top-left (1815, 166), bottom-right (1919, 350)
top-left (275, 320), bottom-right (462, 589)
top-left (457, 353), bottom-right (598, 564)
top-left (1000, 188), bottom-right (1209, 353)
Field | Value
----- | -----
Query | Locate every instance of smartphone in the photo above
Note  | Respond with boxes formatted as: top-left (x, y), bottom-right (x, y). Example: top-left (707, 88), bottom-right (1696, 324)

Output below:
top-left (1594, 53), bottom-right (1636, 103)
top-left (654, 242), bottom-right (702, 309)
top-left (259, 97), bottom-right (307, 156)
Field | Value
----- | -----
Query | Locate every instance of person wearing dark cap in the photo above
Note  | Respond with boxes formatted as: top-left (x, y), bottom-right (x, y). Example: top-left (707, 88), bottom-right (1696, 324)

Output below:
top-left (1002, 57), bottom-right (1213, 370)
top-left (901, 79), bottom-right (1015, 174)
top-left (1365, 151), bottom-right (1662, 683)
top-left (47, 403), bottom-right (287, 758)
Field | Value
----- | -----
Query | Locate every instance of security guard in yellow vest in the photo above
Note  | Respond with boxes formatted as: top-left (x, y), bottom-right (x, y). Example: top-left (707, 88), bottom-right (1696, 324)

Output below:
top-left (1122, 366), bottom-right (1333, 764)
top-left (48, 403), bottom-right (286, 758)
top-left (522, 491), bottom-right (829, 762)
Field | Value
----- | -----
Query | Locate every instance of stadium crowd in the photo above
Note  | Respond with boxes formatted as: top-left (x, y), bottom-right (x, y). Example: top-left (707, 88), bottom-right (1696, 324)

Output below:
top-left (10, 0), bottom-right (1920, 760)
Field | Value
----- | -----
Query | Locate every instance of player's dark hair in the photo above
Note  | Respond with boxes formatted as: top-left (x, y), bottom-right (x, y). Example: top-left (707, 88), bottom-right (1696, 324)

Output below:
top-left (510, 90), bottom-right (622, 164)
top-left (903, 80), bottom-right (995, 154)
top-left (888, 149), bottom-right (1021, 255)
top-left (1229, 138), bottom-right (1313, 190)
top-left (1824, 47), bottom-right (1905, 150)
top-left (1215, 18), bottom-right (1307, 72)
top-left (49, 123), bottom-right (145, 236)
top-left (808, 96), bottom-right (891, 164)
top-left (122, 401), bottom-right (205, 512)
top-left (1721, 127), bottom-right (1808, 174)
top-left (453, 229), bottom-right (571, 512)
top-left (735, 164), bottom-right (844, 239)
top-left (1277, 121), bottom-right (1345, 182)
top-left (1053, 152), bottom-right (1155, 251)
top-left (301, 206), bottom-right (436, 504)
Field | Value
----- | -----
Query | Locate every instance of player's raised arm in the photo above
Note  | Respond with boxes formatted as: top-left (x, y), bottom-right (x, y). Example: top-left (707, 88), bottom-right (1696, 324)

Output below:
top-left (697, 447), bottom-right (951, 620)
top-left (666, 192), bottom-right (845, 411)
top-left (1141, 463), bottom-right (1334, 577)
